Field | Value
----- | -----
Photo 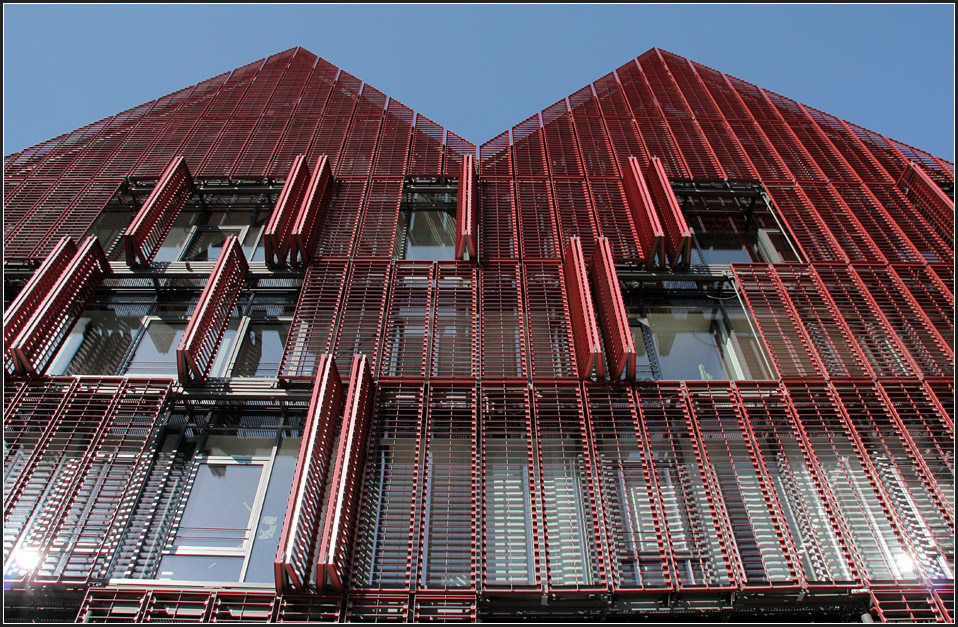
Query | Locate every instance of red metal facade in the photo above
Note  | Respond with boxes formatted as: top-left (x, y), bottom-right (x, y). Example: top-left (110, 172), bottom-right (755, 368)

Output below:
top-left (2, 46), bottom-right (953, 622)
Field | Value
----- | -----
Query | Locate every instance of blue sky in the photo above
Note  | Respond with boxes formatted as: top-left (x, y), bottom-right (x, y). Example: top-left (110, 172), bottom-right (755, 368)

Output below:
top-left (3, 4), bottom-right (955, 161)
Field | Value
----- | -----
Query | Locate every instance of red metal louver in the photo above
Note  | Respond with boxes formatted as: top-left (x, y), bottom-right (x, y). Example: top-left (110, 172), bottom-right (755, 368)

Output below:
top-left (645, 156), bottom-right (691, 268)
top-left (562, 236), bottom-right (604, 380)
top-left (316, 353), bottom-right (374, 591)
top-left (264, 154), bottom-right (311, 266)
top-left (4, 236), bottom-right (77, 373)
top-left (290, 154), bottom-right (333, 265)
top-left (275, 355), bottom-right (344, 593)
top-left (622, 156), bottom-right (665, 268)
top-left (279, 259), bottom-right (348, 380)
top-left (455, 154), bottom-right (478, 260)
top-left (176, 236), bottom-right (248, 384)
top-left (123, 156), bottom-right (194, 267)
top-left (897, 160), bottom-right (955, 243)
top-left (589, 237), bottom-right (635, 380)
top-left (10, 237), bottom-right (111, 376)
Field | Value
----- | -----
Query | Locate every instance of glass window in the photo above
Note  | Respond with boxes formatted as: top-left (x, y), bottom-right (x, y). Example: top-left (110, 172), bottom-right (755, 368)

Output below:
top-left (124, 319), bottom-right (186, 377)
top-left (686, 213), bottom-right (798, 266)
top-left (180, 226), bottom-right (246, 262)
top-left (230, 321), bottom-right (291, 377)
top-left (46, 309), bottom-right (140, 376)
top-left (626, 290), bottom-right (773, 381)
top-left (395, 209), bottom-right (457, 260)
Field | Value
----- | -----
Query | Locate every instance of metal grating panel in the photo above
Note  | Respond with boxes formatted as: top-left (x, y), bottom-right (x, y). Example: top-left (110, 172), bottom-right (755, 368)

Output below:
top-left (515, 179), bottom-right (561, 259)
top-left (478, 180), bottom-right (518, 260)
top-left (479, 262), bottom-right (527, 380)
top-left (684, 382), bottom-right (801, 589)
top-left (10, 237), bottom-right (111, 377)
top-left (870, 587), bottom-right (945, 623)
top-left (479, 130), bottom-right (511, 178)
top-left (353, 180), bottom-right (403, 258)
top-left (831, 183), bottom-right (927, 264)
top-left (431, 263), bottom-right (477, 379)
top-left (584, 384), bottom-right (672, 593)
top-left (337, 114), bottom-right (384, 178)
top-left (562, 237), bottom-right (604, 380)
top-left (480, 384), bottom-right (542, 590)
top-left (889, 264), bottom-right (954, 348)
top-left (589, 237), bottom-right (635, 381)
top-left (176, 236), bottom-right (248, 384)
top-left (811, 264), bottom-right (919, 378)
top-left (407, 114), bottom-right (444, 178)
top-left (734, 381), bottom-right (859, 588)
top-left (633, 382), bottom-right (738, 591)
top-left (730, 264), bottom-right (821, 378)
top-left (764, 184), bottom-right (849, 263)
top-left (312, 179), bottom-right (367, 258)
top-left (897, 161), bottom-right (955, 245)
top-left (279, 259), bottom-right (348, 379)
top-left (318, 354), bottom-right (375, 591)
top-left (552, 179), bottom-right (599, 264)
top-left (773, 264), bottom-right (873, 378)
top-left (351, 381), bottom-right (423, 591)
top-left (541, 100), bottom-right (584, 178)
top-left (444, 132), bottom-right (475, 179)
top-left (570, 112), bottom-right (619, 178)
top-left (208, 591), bottom-right (277, 623)
top-left (782, 380), bottom-right (917, 584)
top-left (589, 179), bottom-right (642, 263)
top-left (372, 99), bottom-right (414, 178)
top-left (123, 156), bottom-right (194, 267)
top-left (830, 379), bottom-right (953, 582)
top-left (275, 355), bottom-right (344, 592)
top-left (380, 262), bottom-right (434, 379)
top-left (522, 261), bottom-right (577, 380)
top-left (332, 260), bottom-right (391, 376)
top-left (418, 384), bottom-right (478, 591)
top-left (532, 384), bottom-right (607, 590)
top-left (852, 264), bottom-right (952, 378)
top-left (512, 113), bottom-right (549, 178)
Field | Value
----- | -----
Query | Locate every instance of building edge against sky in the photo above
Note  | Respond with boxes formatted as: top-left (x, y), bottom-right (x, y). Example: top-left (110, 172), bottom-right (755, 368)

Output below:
top-left (2, 46), bottom-right (954, 622)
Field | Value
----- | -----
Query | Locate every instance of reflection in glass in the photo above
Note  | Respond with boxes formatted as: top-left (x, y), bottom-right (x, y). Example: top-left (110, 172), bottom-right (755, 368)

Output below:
top-left (172, 464), bottom-right (262, 550)
top-left (395, 210), bottom-right (456, 260)
top-left (231, 322), bottom-right (290, 377)
top-left (124, 321), bottom-right (186, 376)
top-left (46, 310), bottom-right (138, 376)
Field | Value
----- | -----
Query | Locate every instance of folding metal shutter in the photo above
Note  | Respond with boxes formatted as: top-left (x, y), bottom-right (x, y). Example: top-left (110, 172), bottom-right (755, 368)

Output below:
top-left (274, 355), bottom-right (344, 592)
top-left (4, 236), bottom-right (77, 374)
top-left (455, 154), bottom-right (478, 260)
top-left (290, 154), bottom-right (333, 265)
top-left (897, 160), bottom-right (955, 246)
top-left (645, 156), bottom-right (691, 268)
top-left (176, 236), bottom-right (248, 384)
top-left (123, 156), bottom-right (194, 267)
top-left (431, 262), bottom-right (477, 379)
top-left (316, 354), bottom-right (374, 591)
top-left (9, 236), bottom-right (111, 376)
top-left (562, 237), bottom-right (604, 380)
top-left (264, 154), bottom-right (311, 266)
top-left (589, 237), bottom-right (635, 380)
top-left (622, 156), bottom-right (665, 268)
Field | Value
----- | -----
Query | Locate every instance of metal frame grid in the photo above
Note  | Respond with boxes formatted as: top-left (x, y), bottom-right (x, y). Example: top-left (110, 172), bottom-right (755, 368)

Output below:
top-left (515, 178), bottom-right (561, 259)
top-left (479, 262), bottom-right (528, 380)
top-left (331, 259), bottom-right (391, 376)
top-left (9, 236), bottom-right (111, 377)
top-left (275, 355), bottom-right (344, 592)
top-left (353, 179), bottom-right (403, 258)
top-left (431, 263), bottom-right (477, 380)
top-left (371, 98), bottom-right (414, 179)
top-left (380, 262), bottom-right (434, 380)
top-left (479, 130), bottom-right (511, 179)
top-left (478, 179), bottom-right (518, 260)
top-left (897, 161), bottom-right (955, 246)
top-left (407, 113), bottom-right (444, 178)
top-left (870, 586), bottom-right (947, 623)
top-left (279, 258), bottom-right (348, 379)
top-left (589, 178), bottom-right (642, 264)
top-left (176, 236), bottom-right (249, 385)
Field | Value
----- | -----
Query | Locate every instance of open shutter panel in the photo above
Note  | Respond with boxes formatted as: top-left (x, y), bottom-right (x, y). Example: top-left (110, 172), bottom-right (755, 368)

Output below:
top-left (645, 156), bottom-right (692, 268)
top-left (274, 355), bottom-right (344, 593)
top-left (4, 236), bottom-right (78, 374)
top-left (176, 236), bottom-right (248, 385)
top-left (317, 354), bottom-right (374, 591)
top-left (897, 160), bottom-right (955, 243)
top-left (455, 154), bottom-right (478, 260)
top-left (290, 155), bottom-right (333, 265)
top-left (10, 237), bottom-right (111, 376)
top-left (562, 236), bottom-right (604, 380)
top-left (590, 237), bottom-right (636, 380)
top-left (123, 156), bottom-right (194, 267)
top-left (622, 156), bottom-right (665, 268)
top-left (265, 155), bottom-right (311, 267)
